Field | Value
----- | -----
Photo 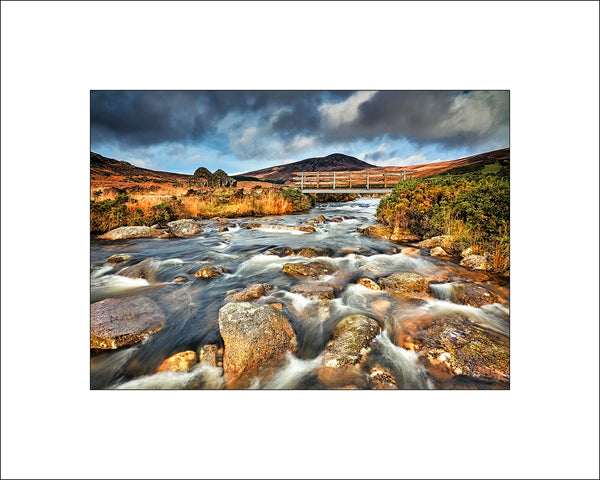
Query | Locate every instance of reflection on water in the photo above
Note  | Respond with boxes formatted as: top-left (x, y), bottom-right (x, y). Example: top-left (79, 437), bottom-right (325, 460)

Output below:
top-left (90, 199), bottom-right (509, 389)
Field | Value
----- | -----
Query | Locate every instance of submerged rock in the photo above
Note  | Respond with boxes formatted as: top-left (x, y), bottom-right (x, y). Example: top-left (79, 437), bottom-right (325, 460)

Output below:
top-left (403, 314), bottom-right (509, 384)
top-left (290, 282), bottom-right (342, 300)
top-left (157, 351), bottom-right (198, 373)
top-left (367, 364), bottom-right (398, 389)
top-left (400, 247), bottom-right (420, 257)
top-left (225, 283), bottom-right (277, 302)
top-left (378, 273), bottom-right (432, 300)
top-left (106, 253), bottom-right (131, 264)
top-left (194, 265), bottom-right (227, 279)
top-left (282, 260), bottom-right (337, 280)
top-left (460, 254), bottom-right (493, 271)
top-left (430, 246), bottom-right (449, 257)
top-left (97, 226), bottom-right (163, 240)
top-left (265, 246), bottom-right (294, 257)
top-left (441, 281), bottom-right (501, 307)
top-left (167, 219), bottom-right (203, 237)
top-left (294, 247), bottom-right (333, 258)
top-left (119, 258), bottom-right (158, 282)
top-left (91, 295), bottom-right (165, 349)
top-left (218, 302), bottom-right (297, 386)
top-left (316, 314), bottom-right (382, 386)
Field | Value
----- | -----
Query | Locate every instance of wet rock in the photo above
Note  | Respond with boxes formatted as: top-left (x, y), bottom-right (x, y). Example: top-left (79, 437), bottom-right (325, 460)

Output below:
top-left (316, 314), bottom-right (382, 386)
top-left (404, 314), bottom-right (509, 384)
top-left (445, 282), bottom-right (501, 307)
top-left (290, 282), bottom-right (342, 300)
top-left (158, 232), bottom-right (173, 239)
top-left (98, 226), bottom-right (162, 240)
top-left (294, 247), bottom-right (333, 258)
top-left (339, 246), bottom-right (375, 256)
top-left (119, 258), bottom-right (158, 282)
top-left (460, 254), bottom-right (493, 271)
top-left (311, 215), bottom-right (327, 224)
top-left (91, 296), bottom-right (165, 349)
top-left (173, 276), bottom-right (189, 283)
top-left (369, 298), bottom-right (392, 318)
top-left (106, 253), bottom-right (131, 264)
top-left (330, 217), bottom-right (343, 223)
top-left (430, 246), bottom-right (449, 257)
top-left (282, 260), bottom-right (337, 280)
top-left (225, 283), bottom-right (277, 302)
top-left (362, 225), bottom-right (393, 240)
top-left (218, 302), bottom-right (297, 385)
top-left (367, 364), bottom-right (398, 389)
top-left (297, 225), bottom-right (317, 233)
top-left (198, 344), bottom-right (219, 367)
top-left (270, 303), bottom-right (283, 310)
top-left (167, 219), bottom-right (203, 237)
top-left (379, 273), bottom-right (432, 300)
top-left (157, 350), bottom-right (198, 373)
top-left (194, 265), bottom-right (227, 279)
top-left (417, 235), bottom-right (450, 248)
top-left (356, 278), bottom-right (381, 290)
top-left (265, 246), bottom-right (294, 257)
top-left (218, 226), bottom-right (229, 232)
top-left (401, 247), bottom-right (420, 256)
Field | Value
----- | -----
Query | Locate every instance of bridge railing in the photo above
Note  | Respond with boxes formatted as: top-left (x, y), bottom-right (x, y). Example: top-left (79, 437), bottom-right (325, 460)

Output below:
top-left (292, 170), bottom-right (413, 190)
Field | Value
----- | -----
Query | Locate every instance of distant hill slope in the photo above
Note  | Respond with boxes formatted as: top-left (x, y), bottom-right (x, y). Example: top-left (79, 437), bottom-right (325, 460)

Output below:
top-left (241, 153), bottom-right (375, 182)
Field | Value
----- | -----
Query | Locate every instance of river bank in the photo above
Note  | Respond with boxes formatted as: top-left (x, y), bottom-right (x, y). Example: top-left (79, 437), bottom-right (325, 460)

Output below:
top-left (91, 198), bottom-right (509, 390)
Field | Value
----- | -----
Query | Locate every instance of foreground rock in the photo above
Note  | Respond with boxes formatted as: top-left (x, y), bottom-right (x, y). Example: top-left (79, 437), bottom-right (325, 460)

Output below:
top-left (378, 273), bottom-right (432, 300)
top-left (157, 351), bottom-right (198, 373)
top-left (194, 265), bottom-right (227, 279)
top-left (225, 283), bottom-right (277, 302)
top-left (119, 258), bottom-right (158, 282)
top-left (91, 296), bottom-right (165, 349)
top-left (402, 314), bottom-right (509, 384)
top-left (167, 219), bottom-right (203, 237)
top-left (316, 314), bottom-right (381, 386)
top-left (218, 302), bottom-right (297, 386)
top-left (97, 226), bottom-right (163, 240)
top-left (106, 253), bottom-right (131, 264)
top-left (290, 282), bottom-right (342, 300)
top-left (356, 278), bottom-right (381, 290)
top-left (367, 364), bottom-right (398, 389)
top-left (460, 254), bottom-right (493, 271)
top-left (282, 260), bottom-right (337, 280)
top-left (197, 344), bottom-right (220, 367)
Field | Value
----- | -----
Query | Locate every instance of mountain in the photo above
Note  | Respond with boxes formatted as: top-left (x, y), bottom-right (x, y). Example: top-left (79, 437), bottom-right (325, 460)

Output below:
top-left (241, 153), bottom-right (375, 182)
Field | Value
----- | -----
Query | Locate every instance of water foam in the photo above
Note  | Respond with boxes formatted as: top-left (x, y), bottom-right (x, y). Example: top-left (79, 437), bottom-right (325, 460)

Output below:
top-left (114, 363), bottom-right (224, 389)
top-left (262, 353), bottom-right (323, 389)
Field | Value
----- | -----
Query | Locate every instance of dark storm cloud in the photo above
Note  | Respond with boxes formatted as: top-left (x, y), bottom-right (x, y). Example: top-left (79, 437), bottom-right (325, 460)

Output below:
top-left (91, 90), bottom-right (509, 159)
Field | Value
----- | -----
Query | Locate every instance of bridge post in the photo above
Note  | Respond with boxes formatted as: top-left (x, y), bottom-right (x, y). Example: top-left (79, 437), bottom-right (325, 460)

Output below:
top-left (384, 172), bottom-right (386, 188)
top-left (333, 171), bottom-right (336, 189)
top-left (349, 172), bottom-right (352, 188)
top-left (317, 172), bottom-right (320, 188)
top-left (301, 172), bottom-right (304, 189)
top-left (403, 170), bottom-right (406, 181)
top-left (367, 171), bottom-right (369, 189)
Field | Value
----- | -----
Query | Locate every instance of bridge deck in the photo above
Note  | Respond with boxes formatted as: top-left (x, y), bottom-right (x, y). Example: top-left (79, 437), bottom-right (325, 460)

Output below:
top-left (293, 169), bottom-right (414, 194)
top-left (301, 188), bottom-right (392, 194)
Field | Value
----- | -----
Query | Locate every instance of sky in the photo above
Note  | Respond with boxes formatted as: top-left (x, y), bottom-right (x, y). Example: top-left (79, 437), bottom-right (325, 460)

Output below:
top-left (90, 90), bottom-right (509, 175)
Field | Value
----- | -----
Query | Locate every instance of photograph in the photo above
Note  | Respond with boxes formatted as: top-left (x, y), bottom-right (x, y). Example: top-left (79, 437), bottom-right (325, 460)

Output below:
top-left (90, 90), bottom-right (510, 390)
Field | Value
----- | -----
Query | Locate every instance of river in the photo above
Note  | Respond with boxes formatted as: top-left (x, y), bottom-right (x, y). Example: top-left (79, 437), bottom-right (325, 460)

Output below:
top-left (90, 198), bottom-right (510, 389)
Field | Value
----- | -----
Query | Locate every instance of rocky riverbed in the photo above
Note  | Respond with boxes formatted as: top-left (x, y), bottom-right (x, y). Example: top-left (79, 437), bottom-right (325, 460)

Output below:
top-left (90, 198), bottom-right (509, 389)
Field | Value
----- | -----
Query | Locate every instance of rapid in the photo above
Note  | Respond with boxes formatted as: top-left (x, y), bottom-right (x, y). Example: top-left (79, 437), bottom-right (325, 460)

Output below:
top-left (90, 198), bottom-right (510, 389)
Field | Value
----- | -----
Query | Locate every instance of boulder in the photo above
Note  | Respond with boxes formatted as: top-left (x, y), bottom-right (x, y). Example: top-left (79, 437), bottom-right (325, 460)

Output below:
top-left (194, 265), bottom-right (227, 279)
top-left (316, 314), bottom-right (382, 386)
top-left (218, 226), bottom-right (229, 233)
top-left (265, 246), bottom-right (294, 257)
top-left (290, 282), bottom-right (342, 300)
top-left (461, 247), bottom-right (474, 258)
top-left (378, 273), bottom-right (432, 300)
top-left (430, 246), bottom-right (449, 257)
top-left (403, 314), bottom-right (509, 384)
top-left (106, 253), bottom-right (131, 264)
top-left (218, 302), bottom-right (297, 384)
top-left (367, 364), bottom-right (398, 389)
top-left (119, 258), bottom-right (158, 282)
top-left (198, 344), bottom-right (219, 367)
top-left (460, 254), bottom-right (493, 271)
top-left (417, 235), bottom-right (450, 248)
top-left (401, 247), bottom-right (420, 256)
top-left (167, 219), bottom-right (203, 237)
top-left (157, 351), bottom-right (198, 373)
top-left (444, 282), bottom-right (501, 307)
top-left (91, 295), bottom-right (165, 349)
top-left (390, 232), bottom-right (421, 242)
top-left (356, 278), bottom-right (381, 290)
top-left (98, 226), bottom-right (162, 240)
top-left (294, 247), bottom-right (333, 258)
top-left (330, 217), bottom-right (344, 223)
top-left (225, 283), bottom-right (277, 302)
top-left (282, 260), bottom-right (337, 280)
top-left (362, 225), bottom-right (393, 240)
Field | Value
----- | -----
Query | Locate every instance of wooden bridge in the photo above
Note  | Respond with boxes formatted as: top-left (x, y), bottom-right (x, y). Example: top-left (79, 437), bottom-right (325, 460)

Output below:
top-left (293, 169), bottom-right (414, 194)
